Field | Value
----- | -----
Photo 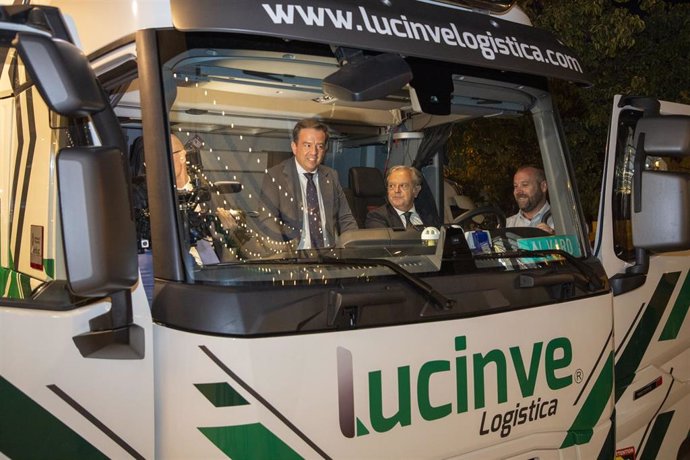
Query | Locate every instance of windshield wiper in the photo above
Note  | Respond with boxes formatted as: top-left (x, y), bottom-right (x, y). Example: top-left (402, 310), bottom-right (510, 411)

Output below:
top-left (231, 256), bottom-right (455, 310)
top-left (475, 248), bottom-right (605, 291)
top-left (321, 257), bottom-right (455, 310)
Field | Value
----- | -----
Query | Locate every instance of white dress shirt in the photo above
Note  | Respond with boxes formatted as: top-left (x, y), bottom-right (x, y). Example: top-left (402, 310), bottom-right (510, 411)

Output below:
top-left (295, 159), bottom-right (329, 249)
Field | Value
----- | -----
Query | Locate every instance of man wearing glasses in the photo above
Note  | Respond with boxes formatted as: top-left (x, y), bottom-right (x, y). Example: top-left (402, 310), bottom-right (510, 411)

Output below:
top-left (259, 118), bottom-right (357, 249)
top-left (365, 165), bottom-right (440, 230)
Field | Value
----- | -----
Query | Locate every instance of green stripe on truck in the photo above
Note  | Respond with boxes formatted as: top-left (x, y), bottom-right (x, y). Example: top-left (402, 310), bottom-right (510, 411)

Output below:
top-left (615, 272), bottom-right (679, 401)
top-left (0, 375), bottom-right (106, 460)
top-left (199, 422), bottom-right (302, 459)
top-left (639, 411), bottom-right (674, 460)
top-left (659, 271), bottom-right (690, 341)
top-left (561, 352), bottom-right (614, 448)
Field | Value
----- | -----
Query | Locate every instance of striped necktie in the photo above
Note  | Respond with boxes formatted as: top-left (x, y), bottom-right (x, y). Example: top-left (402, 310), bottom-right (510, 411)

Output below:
top-left (402, 211), bottom-right (412, 228)
top-left (304, 173), bottom-right (324, 248)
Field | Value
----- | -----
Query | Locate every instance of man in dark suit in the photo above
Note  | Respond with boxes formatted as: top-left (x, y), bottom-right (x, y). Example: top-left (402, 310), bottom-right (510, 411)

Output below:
top-left (259, 119), bottom-right (357, 249)
top-left (365, 165), bottom-right (440, 230)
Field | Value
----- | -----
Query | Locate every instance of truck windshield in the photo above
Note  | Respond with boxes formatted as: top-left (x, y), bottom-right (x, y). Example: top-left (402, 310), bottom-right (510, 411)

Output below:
top-left (144, 33), bottom-right (588, 285)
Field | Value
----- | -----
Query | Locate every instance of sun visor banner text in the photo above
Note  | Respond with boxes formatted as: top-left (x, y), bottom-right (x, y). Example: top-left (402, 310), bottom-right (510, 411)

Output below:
top-left (171, 0), bottom-right (591, 85)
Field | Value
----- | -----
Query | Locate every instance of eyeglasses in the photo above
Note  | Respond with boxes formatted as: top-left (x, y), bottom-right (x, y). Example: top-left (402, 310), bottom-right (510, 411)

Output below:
top-left (388, 183), bottom-right (412, 191)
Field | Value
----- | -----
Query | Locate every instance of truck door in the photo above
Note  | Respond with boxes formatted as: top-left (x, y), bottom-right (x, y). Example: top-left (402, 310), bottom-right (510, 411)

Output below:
top-left (596, 95), bottom-right (690, 459)
top-left (0, 18), bottom-right (154, 459)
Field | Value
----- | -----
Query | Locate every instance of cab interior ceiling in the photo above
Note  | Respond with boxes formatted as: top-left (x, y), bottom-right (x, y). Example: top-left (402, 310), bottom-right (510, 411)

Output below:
top-left (114, 49), bottom-right (538, 138)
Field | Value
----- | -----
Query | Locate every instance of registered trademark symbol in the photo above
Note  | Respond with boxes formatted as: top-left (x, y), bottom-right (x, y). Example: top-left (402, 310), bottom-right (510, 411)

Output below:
top-left (575, 369), bottom-right (584, 383)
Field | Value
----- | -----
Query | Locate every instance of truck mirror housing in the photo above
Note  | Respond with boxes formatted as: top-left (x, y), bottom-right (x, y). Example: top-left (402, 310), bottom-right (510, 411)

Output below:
top-left (57, 147), bottom-right (138, 297)
top-left (632, 171), bottom-right (690, 251)
top-left (636, 116), bottom-right (690, 156)
top-left (14, 32), bottom-right (105, 116)
top-left (322, 53), bottom-right (412, 102)
top-left (632, 116), bottom-right (690, 252)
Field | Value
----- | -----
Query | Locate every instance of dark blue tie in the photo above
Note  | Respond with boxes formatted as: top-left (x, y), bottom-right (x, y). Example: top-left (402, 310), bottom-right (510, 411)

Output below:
top-left (304, 173), bottom-right (325, 248)
top-left (402, 211), bottom-right (412, 228)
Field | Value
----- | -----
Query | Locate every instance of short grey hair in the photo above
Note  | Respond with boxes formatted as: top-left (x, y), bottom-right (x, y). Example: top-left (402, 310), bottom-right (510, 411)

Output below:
top-left (386, 165), bottom-right (423, 187)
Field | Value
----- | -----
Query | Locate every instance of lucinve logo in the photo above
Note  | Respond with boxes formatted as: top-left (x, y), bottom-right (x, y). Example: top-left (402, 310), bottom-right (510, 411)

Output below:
top-left (337, 335), bottom-right (573, 438)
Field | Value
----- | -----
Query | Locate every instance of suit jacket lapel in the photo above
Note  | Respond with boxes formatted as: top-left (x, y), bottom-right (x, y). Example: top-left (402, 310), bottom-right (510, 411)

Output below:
top-left (419, 208), bottom-right (430, 226)
top-left (318, 167), bottom-right (335, 241)
top-left (387, 203), bottom-right (405, 229)
top-left (281, 160), bottom-right (302, 232)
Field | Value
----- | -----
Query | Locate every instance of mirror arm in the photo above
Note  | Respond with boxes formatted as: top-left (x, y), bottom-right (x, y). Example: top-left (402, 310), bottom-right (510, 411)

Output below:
top-left (72, 290), bottom-right (144, 360)
top-left (626, 247), bottom-right (650, 276)
top-left (619, 119), bottom-right (651, 285)
top-left (88, 290), bottom-right (133, 331)
top-left (333, 46), bottom-right (364, 66)
top-left (610, 248), bottom-right (649, 296)
top-left (628, 126), bottom-right (649, 278)
top-left (91, 91), bottom-right (127, 155)
top-left (91, 97), bottom-right (134, 220)
top-left (0, 5), bottom-right (73, 42)
top-left (633, 133), bottom-right (646, 213)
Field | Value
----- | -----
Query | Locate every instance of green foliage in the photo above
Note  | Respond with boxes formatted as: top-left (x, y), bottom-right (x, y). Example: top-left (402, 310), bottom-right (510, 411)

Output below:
top-left (446, 0), bottom-right (690, 221)
top-left (446, 117), bottom-right (540, 213)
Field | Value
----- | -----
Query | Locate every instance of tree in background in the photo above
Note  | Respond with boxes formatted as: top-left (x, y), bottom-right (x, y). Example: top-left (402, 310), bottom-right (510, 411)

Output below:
top-left (446, 0), bottom-right (690, 222)
top-left (446, 115), bottom-right (541, 216)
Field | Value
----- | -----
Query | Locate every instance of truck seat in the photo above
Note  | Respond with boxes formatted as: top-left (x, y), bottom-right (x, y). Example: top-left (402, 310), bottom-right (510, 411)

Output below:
top-left (348, 167), bottom-right (386, 228)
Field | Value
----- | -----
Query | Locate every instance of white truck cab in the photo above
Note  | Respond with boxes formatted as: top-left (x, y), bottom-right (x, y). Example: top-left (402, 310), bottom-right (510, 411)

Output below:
top-left (0, 1), bottom-right (688, 459)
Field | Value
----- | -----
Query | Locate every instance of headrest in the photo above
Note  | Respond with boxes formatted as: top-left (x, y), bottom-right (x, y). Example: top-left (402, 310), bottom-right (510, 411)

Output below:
top-left (349, 167), bottom-right (386, 197)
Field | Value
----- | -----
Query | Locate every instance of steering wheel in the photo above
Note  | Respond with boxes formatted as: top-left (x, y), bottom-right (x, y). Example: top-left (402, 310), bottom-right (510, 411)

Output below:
top-left (452, 205), bottom-right (506, 229)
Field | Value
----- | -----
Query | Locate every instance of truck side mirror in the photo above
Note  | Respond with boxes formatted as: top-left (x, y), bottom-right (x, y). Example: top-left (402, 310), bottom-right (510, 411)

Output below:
top-left (632, 171), bottom-right (690, 251)
top-left (57, 147), bottom-right (138, 297)
top-left (14, 32), bottom-right (105, 116)
top-left (632, 116), bottom-right (690, 252)
top-left (17, 28), bottom-right (138, 297)
top-left (18, 25), bottom-right (146, 358)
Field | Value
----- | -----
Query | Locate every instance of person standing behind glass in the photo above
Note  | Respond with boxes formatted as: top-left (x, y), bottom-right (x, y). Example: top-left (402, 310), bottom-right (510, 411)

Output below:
top-left (259, 118), bottom-right (357, 249)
